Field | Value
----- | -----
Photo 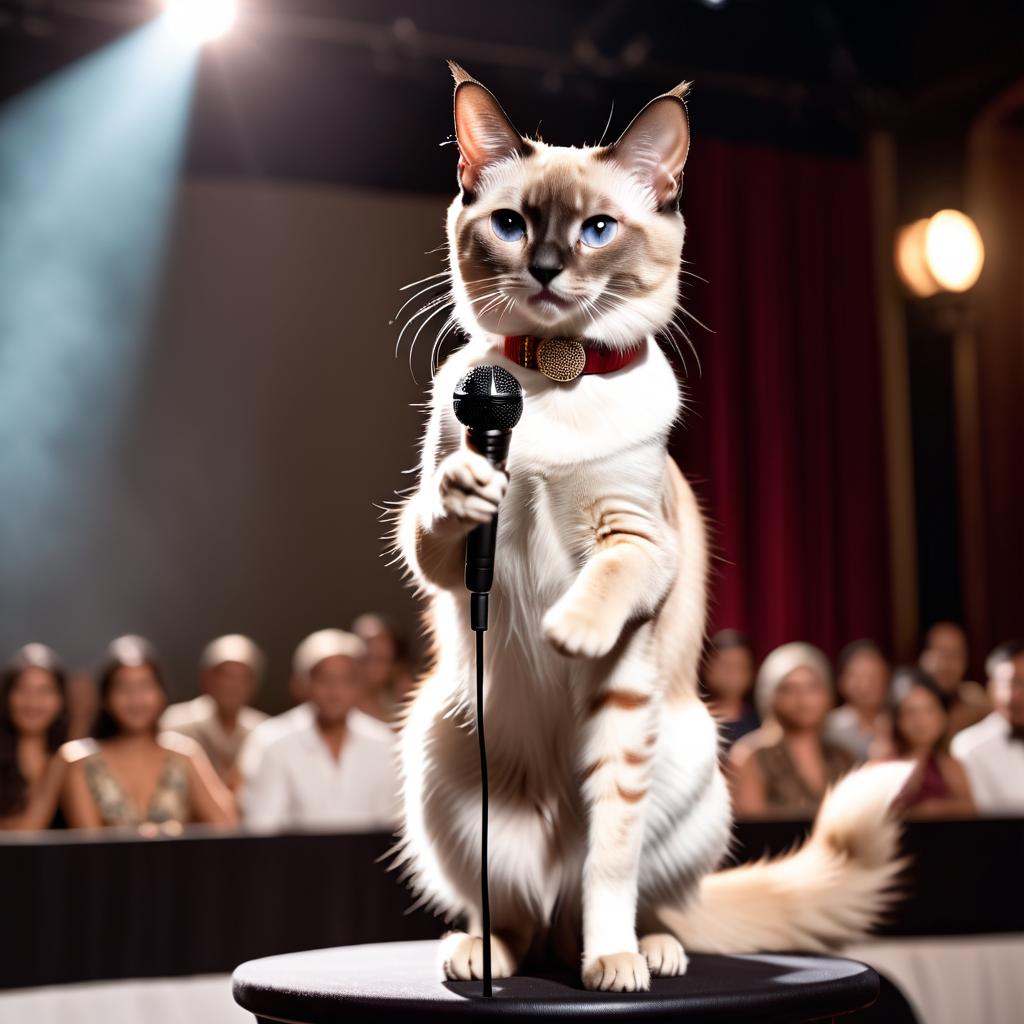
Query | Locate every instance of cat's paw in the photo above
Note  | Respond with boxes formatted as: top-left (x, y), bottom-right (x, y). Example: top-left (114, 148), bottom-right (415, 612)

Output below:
top-left (431, 449), bottom-right (508, 532)
top-left (542, 598), bottom-right (618, 658)
top-left (439, 930), bottom-right (517, 982)
top-left (640, 933), bottom-right (688, 977)
top-left (582, 952), bottom-right (651, 992)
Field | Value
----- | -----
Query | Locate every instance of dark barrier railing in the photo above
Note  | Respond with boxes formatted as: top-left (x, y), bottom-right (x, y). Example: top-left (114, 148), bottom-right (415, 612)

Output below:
top-left (3, 818), bottom-right (1022, 990)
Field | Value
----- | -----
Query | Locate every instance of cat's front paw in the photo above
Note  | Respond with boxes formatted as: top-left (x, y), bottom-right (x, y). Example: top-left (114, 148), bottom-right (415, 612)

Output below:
top-left (582, 952), bottom-right (651, 992)
top-left (430, 448), bottom-right (509, 533)
top-left (439, 930), bottom-right (517, 982)
top-left (542, 598), bottom-right (619, 659)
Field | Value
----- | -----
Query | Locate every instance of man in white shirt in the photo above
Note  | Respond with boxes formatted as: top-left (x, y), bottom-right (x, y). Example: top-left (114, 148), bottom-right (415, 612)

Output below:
top-left (161, 634), bottom-right (269, 788)
top-left (241, 628), bottom-right (401, 831)
top-left (951, 641), bottom-right (1024, 814)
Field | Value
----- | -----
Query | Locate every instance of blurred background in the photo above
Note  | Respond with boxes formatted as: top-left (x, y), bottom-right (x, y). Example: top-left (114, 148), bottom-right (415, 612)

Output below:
top-left (0, 2), bottom-right (1022, 1023)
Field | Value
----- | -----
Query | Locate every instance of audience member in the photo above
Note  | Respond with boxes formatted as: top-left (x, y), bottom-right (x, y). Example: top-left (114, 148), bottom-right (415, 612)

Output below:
top-left (825, 639), bottom-right (893, 762)
top-left (730, 642), bottom-right (854, 817)
top-left (62, 636), bottom-right (237, 831)
top-left (887, 667), bottom-right (975, 819)
top-left (235, 660), bottom-right (315, 784)
top-left (241, 629), bottom-right (400, 831)
top-left (950, 640), bottom-right (1024, 814)
top-left (351, 613), bottom-right (416, 725)
top-left (161, 634), bottom-right (268, 789)
top-left (0, 644), bottom-right (69, 830)
top-left (702, 629), bottom-right (759, 750)
top-left (919, 621), bottom-right (991, 736)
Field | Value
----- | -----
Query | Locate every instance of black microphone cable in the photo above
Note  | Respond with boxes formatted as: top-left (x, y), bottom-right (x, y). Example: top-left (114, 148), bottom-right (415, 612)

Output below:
top-left (474, 615), bottom-right (492, 996)
top-left (452, 365), bottom-right (523, 999)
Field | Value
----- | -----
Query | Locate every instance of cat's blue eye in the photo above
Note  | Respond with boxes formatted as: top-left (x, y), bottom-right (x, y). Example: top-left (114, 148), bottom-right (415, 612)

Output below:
top-left (490, 209), bottom-right (527, 243)
top-left (580, 215), bottom-right (618, 248)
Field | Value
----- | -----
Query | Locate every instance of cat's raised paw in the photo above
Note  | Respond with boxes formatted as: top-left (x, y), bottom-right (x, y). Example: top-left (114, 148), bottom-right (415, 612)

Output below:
top-left (640, 933), bottom-right (688, 977)
top-left (542, 600), bottom-right (617, 659)
top-left (582, 952), bottom-right (651, 992)
top-left (439, 930), bottom-right (516, 982)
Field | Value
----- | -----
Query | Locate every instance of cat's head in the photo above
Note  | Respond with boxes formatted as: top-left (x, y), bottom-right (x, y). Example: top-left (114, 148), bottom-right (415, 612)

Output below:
top-left (445, 61), bottom-right (690, 351)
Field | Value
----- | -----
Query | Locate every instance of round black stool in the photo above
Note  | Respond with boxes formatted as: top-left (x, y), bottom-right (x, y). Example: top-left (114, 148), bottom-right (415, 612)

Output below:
top-left (233, 939), bottom-right (880, 1023)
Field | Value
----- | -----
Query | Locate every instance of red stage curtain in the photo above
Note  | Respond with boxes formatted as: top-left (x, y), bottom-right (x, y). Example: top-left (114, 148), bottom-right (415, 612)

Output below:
top-left (968, 87), bottom-right (1024, 659)
top-left (671, 139), bottom-right (891, 662)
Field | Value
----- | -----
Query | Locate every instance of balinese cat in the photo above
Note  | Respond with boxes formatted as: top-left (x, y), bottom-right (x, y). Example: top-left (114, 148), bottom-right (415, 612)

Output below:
top-left (390, 61), bottom-right (910, 993)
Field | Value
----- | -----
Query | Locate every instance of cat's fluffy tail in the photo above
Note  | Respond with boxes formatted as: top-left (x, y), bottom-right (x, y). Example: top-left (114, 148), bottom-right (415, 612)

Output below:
top-left (657, 761), bottom-right (914, 953)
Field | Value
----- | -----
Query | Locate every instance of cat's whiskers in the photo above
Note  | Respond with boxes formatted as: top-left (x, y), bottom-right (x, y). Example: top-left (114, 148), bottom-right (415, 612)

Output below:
top-left (405, 283), bottom-right (508, 380)
top-left (394, 275), bottom-right (506, 361)
top-left (496, 293), bottom-right (517, 326)
top-left (394, 273), bottom-right (504, 330)
top-left (575, 293), bottom-right (604, 330)
top-left (583, 286), bottom-right (698, 371)
top-left (428, 281), bottom-right (509, 375)
top-left (399, 270), bottom-right (450, 292)
top-left (393, 279), bottom-right (451, 322)
top-left (430, 314), bottom-right (459, 376)
top-left (407, 301), bottom-right (467, 383)
top-left (411, 287), bottom-right (502, 372)
top-left (658, 308), bottom-right (702, 376)
top-left (395, 291), bottom-right (455, 357)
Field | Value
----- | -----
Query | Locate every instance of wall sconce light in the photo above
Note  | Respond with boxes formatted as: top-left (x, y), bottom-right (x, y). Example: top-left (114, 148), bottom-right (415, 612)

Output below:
top-left (895, 209), bottom-right (985, 298)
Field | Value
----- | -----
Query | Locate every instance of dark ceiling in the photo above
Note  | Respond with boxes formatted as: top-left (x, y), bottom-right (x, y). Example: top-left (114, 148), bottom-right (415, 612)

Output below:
top-left (1, 0), bottom-right (1022, 192)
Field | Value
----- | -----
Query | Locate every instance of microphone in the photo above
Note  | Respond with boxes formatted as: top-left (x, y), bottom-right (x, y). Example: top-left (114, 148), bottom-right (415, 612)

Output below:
top-left (451, 363), bottom-right (522, 999)
top-left (452, 365), bottom-right (523, 632)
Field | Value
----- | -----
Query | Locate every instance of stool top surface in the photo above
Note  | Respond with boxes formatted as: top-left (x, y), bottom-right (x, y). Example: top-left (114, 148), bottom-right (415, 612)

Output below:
top-left (233, 939), bottom-right (879, 1022)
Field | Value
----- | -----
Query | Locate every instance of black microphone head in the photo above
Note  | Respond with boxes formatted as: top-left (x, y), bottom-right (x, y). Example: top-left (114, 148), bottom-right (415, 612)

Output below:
top-left (453, 365), bottom-right (524, 431)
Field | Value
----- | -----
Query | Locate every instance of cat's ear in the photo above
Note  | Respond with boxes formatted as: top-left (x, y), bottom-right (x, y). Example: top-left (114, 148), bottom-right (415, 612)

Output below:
top-left (602, 82), bottom-right (691, 209)
top-left (448, 60), bottom-right (528, 194)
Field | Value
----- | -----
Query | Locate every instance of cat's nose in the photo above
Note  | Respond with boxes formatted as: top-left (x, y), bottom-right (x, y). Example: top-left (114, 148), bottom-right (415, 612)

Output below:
top-left (529, 244), bottom-right (564, 286)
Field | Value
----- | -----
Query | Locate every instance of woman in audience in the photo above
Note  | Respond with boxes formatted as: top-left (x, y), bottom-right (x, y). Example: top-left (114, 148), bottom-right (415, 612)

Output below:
top-left (730, 642), bottom-right (855, 817)
top-left (351, 613), bottom-right (416, 725)
top-left (887, 667), bottom-right (976, 819)
top-left (62, 635), bottom-right (237, 831)
top-left (702, 629), bottom-right (760, 750)
top-left (0, 644), bottom-right (69, 830)
top-left (825, 639), bottom-right (893, 762)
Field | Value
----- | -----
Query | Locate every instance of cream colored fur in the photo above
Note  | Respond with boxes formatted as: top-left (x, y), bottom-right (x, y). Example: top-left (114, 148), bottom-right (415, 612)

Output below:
top-left (389, 64), bottom-right (911, 992)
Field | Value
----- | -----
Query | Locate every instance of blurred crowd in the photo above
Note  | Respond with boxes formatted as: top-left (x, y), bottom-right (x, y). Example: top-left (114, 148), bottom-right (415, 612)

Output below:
top-left (706, 623), bottom-right (1024, 819)
top-left (0, 617), bottom-right (1021, 835)
top-left (0, 615), bottom-right (412, 834)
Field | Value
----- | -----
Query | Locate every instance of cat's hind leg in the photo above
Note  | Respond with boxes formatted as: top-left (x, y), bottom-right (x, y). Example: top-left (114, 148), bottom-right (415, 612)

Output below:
top-left (576, 633), bottom-right (664, 992)
top-left (638, 932), bottom-right (688, 977)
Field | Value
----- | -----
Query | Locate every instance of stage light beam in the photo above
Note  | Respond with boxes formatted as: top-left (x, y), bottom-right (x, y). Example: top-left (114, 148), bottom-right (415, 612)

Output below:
top-left (0, 21), bottom-right (198, 643)
top-left (165, 0), bottom-right (238, 43)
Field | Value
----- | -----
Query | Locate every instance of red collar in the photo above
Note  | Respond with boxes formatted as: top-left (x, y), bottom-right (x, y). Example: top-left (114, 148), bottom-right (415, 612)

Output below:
top-left (503, 335), bottom-right (645, 382)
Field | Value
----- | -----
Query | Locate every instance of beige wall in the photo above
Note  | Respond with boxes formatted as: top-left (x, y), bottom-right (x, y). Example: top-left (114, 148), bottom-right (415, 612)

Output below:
top-left (4, 178), bottom-right (454, 707)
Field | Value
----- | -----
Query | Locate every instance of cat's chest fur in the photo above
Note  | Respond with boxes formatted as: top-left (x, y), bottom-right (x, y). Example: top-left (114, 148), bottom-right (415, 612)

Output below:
top-left (491, 448), bottom-right (664, 612)
top-left (429, 334), bottom-right (682, 681)
top-left (433, 334), bottom-right (681, 543)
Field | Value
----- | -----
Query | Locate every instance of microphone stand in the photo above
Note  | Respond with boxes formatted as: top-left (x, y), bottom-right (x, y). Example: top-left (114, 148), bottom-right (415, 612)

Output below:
top-left (453, 364), bottom-right (522, 999)
top-left (471, 591), bottom-right (492, 997)
top-left (465, 439), bottom-right (500, 999)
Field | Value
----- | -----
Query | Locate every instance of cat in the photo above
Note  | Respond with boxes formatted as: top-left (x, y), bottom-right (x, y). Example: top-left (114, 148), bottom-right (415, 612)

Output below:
top-left (389, 61), bottom-right (911, 993)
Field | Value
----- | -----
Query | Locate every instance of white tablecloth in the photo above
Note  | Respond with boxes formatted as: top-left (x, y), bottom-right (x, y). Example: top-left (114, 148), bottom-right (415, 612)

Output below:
top-left (846, 934), bottom-right (1024, 1024)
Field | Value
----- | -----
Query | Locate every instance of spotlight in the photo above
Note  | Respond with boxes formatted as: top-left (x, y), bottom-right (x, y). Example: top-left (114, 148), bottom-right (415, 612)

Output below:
top-left (895, 209), bottom-right (984, 297)
top-left (164, 0), bottom-right (238, 43)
